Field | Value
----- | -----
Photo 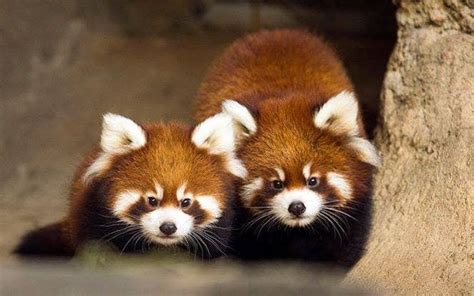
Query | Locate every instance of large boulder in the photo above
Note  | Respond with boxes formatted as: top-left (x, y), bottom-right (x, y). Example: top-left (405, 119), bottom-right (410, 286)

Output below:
top-left (347, 1), bottom-right (473, 294)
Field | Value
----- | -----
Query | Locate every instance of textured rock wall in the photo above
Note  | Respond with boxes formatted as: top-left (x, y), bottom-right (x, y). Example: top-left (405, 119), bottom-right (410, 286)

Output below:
top-left (347, 1), bottom-right (473, 294)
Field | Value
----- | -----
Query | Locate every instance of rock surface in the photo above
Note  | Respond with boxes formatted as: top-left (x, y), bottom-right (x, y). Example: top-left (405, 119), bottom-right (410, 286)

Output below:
top-left (347, 1), bottom-right (473, 294)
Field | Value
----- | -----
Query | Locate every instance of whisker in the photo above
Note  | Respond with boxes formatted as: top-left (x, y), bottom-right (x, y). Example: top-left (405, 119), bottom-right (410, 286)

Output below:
top-left (132, 233), bottom-right (145, 251)
top-left (324, 207), bottom-right (358, 221)
top-left (242, 211), bottom-right (273, 232)
top-left (99, 224), bottom-right (139, 243)
top-left (255, 214), bottom-right (276, 238)
top-left (120, 232), bottom-right (141, 255)
top-left (193, 232), bottom-right (212, 258)
top-left (319, 211), bottom-right (343, 241)
top-left (188, 232), bottom-right (205, 260)
top-left (322, 210), bottom-right (348, 239)
top-left (195, 231), bottom-right (226, 256)
top-left (203, 224), bottom-right (235, 231)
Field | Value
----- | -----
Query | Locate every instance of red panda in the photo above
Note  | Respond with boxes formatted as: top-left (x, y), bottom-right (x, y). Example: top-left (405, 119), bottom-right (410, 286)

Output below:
top-left (15, 113), bottom-right (245, 259)
top-left (194, 29), bottom-right (381, 267)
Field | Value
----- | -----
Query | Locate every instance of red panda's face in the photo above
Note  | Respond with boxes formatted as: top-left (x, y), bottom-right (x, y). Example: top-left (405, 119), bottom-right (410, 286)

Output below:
top-left (239, 133), bottom-right (372, 228)
top-left (109, 177), bottom-right (223, 246)
top-left (84, 114), bottom-right (244, 246)
top-left (222, 91), bottom-right (381, 228)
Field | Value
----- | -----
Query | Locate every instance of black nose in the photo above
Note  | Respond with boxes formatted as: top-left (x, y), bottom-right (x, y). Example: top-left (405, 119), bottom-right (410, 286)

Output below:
top-left (159, 222), bottom-right (177, 236)
top-left (288, 201), bottom-right (306, 217)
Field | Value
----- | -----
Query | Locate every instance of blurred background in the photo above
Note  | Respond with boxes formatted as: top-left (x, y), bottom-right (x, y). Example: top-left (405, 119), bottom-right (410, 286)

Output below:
top-left (0, 0), bottom-right (396, 293)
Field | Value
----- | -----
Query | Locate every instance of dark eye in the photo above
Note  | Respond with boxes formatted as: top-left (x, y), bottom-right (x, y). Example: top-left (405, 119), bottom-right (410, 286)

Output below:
top-left (307, 177), bottom-right (320, 188)
top-left (271, 180), bottom-right (284, 190)
top-left (148, 196), bottom-right (158, 207)
top-left (181, 198), bottom-right (192, 209)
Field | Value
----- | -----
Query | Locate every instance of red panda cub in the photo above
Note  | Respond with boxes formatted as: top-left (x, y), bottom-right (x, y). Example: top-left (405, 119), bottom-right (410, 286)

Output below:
top-left (194, 30), bottom-right (381, 267)
top-left (15, 113), bottom-right (245, 259)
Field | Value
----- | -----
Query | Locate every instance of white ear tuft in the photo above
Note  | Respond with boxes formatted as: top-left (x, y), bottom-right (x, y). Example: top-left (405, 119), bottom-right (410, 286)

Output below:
top-left (348, 137), bottom-right (382, 167)
top-left (82, 152), bottom-right (113, 185)
top-left (192, 113), bottom-right (235, 155)
top-left (314, 91), bottom-right (359, 137)
top-left (101, 113), bottom-right (147, 154)
top-left (192, 113), bottom-right (247, 178)
top-left (222, 100), bottom-right (257, 137)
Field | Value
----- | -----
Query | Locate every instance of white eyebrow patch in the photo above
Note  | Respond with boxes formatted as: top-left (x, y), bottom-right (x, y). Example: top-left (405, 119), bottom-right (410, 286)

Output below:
top-left (113, 190), bottom-right (141, 223)
top-left (327, 172), bottom-right (352, 200)
top-left (176, 184), bottom-right (186, 200)
top-left (241, 177), bottom-right (264, 206)
top-left (303, 162), bottom-right (312, 179)
top-left (145, 182), bottom-right (164, 201)
top-left (196, 195), bottom-right (222, 224)
top-left (176, 183), bottom-right (193, 201)
top-left (274, 168), bottom-right (285, 181)
top-left (154, 182), bottom-right (164, 199)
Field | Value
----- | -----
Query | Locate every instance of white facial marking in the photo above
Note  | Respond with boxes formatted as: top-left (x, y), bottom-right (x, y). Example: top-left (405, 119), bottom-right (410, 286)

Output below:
top-left (327, 172), bottom-right (353, 200)
top-left (113, 190), bottom-right (141, 223)
top-left (101, 113), bottom-right (146, 154)
top-left (196, 195), bottom-right (222, 225)
top-left (302, 162), bottom-right (313, 180)
top-left (313, 91), bottom-right (359, 137)
top-left (176, 184), bottom-right (186, 201)
top-left (146, 183), bottom-right (164, 203)
top-left (154, 182), bottom-right (164, 200)
top-left (176, 183), bottom-right (194, 203)
top-left (222, 100), bottom-right (257, 136)
top-left (274, 167), bottom-right (285, 181)
top-left (141, 208), bottom-right (194, 245)
top-left (348, 137), bottom-right (382, 167)
top-left (241, 178), bottom-right (264, 206)
top-left (271, 188), bottom-right (323, 227)
top-left (83, 152), bottom-right (113, 184)
top-left (192, 113), bottom-right (248, 178)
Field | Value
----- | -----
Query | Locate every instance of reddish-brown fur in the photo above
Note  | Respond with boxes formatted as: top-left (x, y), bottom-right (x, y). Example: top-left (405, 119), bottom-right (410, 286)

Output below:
top-left (195, 29), bottom-right (362, 129)
top-left (15, 122), bottom-right (235, 257)
top-left (195, 29), bottom-right (371, 201)
top-left (68, 123), bottom-right (231, 249)
top-left (194, 29), bottom-right (376, 266)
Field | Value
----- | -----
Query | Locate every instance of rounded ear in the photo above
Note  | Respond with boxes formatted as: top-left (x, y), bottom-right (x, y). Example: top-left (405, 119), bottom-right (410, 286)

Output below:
top-left (83, 113), bottom-right (147, 185)
top-left (222, 100), bottom-right (257, 138)
top-left (313, 91), bottom-right (359, 137)
top-left (348, 137), bottom-right (382, 168)
top-left (314, 91), bottom-right (381, 167)
top-left (191, 113), bottom-right (247, 178)
top-left (101, 113), bottom-right (147, 154)
top-left (191, 113), bottom-right (235, 155)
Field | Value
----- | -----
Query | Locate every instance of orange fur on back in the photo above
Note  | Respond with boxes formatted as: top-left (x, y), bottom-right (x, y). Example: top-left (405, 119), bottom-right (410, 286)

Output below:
top-left (195, 29), bottom-right (355, 124)
top-left (194, 29), bottom-right (371, 197)
top-left (194, 30), bottom-right (378, 266)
